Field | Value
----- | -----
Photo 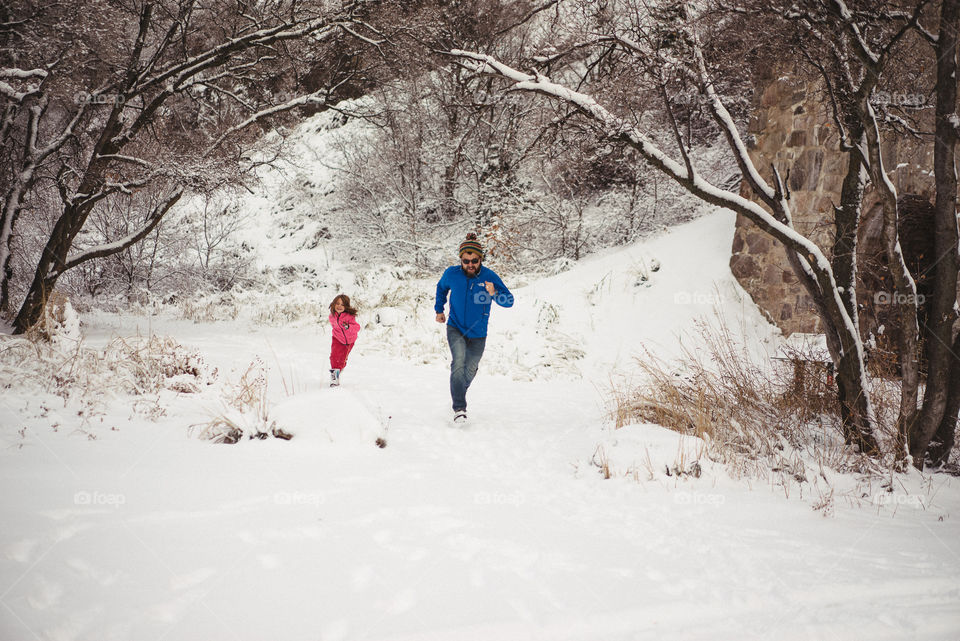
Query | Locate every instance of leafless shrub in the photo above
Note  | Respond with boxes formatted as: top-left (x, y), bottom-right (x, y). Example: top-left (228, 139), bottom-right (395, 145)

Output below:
top-left (105, 335), bottom-right (216, 395)
top-left (1, 309), bottom-right (216, 433)
top-left (252, 300), bottom-right (325, 326)
top-left (610, 320), bottom-right (883, 479)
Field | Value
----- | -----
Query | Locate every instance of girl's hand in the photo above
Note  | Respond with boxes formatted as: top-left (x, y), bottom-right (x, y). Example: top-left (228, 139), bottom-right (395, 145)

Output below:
top-left (484, 281), bottom-right (496, 296)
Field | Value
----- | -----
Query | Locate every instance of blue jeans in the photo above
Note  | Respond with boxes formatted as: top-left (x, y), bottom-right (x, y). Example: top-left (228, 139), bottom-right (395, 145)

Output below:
top-left (447, 325), bottom-right (486, 412)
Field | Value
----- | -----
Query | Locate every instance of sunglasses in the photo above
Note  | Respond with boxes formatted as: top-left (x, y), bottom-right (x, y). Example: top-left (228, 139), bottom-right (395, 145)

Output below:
top-left (461, 257), bottom-right (480, 265)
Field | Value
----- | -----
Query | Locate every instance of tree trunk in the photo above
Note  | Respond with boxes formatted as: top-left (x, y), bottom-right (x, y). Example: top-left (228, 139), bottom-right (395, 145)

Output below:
top-left (0, 127), bottom-right (40, 315)
top-left (12, 94), bottom-right (128, 333)
top-left (928, 333), bottom-right (960, 466)
top-left (0, 219), bottom-right (15, 314)
top-left (833, 123), bottom-right (866, 325)
top-left (13, 171), bottom-right (112, 332)
top-left (909, 0), bottom-right (960, 467)
top-left (863, 108), bottom-right (921, 456)
top-left (830, 123), bottom-right (877, 450)
top-left (442, 163), bottom-right (457, 219)
top-left (12, 209), bottom-right (79, 333)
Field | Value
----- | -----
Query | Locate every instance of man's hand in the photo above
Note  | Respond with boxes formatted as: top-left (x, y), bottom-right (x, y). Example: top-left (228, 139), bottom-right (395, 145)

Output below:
top-left (436, 312), bottom-right (445, 323)
top-left (484, 281), bottom-right (496, 296)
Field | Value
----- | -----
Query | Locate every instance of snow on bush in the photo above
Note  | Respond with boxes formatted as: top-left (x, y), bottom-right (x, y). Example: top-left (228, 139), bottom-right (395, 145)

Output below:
top-left (605, 318), bottom-right (891, 501)
top-left (0, 304), bottom-right (216, 427)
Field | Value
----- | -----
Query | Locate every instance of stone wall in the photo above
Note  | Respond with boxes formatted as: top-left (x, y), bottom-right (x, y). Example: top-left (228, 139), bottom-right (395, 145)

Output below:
top-left (730, 66), bottom-right (934, 336)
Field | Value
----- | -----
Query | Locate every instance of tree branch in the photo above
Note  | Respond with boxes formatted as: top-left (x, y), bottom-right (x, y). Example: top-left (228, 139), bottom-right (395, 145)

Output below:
top-left (56, 188), bottom-right (184, 275)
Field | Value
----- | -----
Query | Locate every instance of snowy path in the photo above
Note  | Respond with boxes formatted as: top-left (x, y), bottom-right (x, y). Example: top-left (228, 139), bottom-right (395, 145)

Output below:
top-left (2, 213), bottom-right (959, 640)
top-left (2, 331), bottom-right (960, 641)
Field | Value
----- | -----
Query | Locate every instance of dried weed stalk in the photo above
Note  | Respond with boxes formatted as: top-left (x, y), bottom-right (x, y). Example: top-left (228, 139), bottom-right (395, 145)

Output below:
top-left (611, 320), bottom-right (871, 479)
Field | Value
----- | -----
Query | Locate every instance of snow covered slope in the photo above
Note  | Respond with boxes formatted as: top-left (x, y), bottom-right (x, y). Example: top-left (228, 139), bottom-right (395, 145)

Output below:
top-left (1, 212), bottom-right (958, 641)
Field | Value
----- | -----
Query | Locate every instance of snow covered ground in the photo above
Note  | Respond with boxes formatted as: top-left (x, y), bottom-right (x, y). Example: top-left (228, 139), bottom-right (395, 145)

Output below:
top-left (2, 212), bottom-right (959, 641)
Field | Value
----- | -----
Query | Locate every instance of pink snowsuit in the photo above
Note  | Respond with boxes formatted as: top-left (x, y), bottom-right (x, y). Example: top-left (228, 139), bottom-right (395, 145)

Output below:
top-left (329, 312), bottom-right (360, 370)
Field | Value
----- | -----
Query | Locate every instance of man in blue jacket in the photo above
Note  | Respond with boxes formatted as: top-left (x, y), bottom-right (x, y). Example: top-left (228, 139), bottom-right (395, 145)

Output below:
top-left (435, 233), bottom-right (514, 425)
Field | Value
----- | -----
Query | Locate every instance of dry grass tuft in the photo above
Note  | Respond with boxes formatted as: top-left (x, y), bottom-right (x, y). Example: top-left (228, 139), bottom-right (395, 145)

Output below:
top-left (1, 313), bottom-right (216, 432)
top-left (23, 290), bottom-right (72, 342)
top-left (610, 320), bottom-right (863, 479)
top-left (1, 323), bottom-right (214, 401)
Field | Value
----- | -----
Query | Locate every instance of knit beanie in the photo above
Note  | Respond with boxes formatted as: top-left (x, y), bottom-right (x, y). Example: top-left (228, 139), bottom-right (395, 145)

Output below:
top-left (458, 232), bottom-right (484, 258)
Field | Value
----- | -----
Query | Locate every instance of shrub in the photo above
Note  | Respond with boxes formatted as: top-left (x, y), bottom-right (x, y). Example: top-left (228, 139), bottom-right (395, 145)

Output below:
top-left (610, 320), bottom-right (878, 480)
top-left (1, 301), bottom-right (216, 432)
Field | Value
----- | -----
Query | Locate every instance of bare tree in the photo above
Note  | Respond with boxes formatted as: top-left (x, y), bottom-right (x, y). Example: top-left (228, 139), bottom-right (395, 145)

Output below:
top-left (448, 0), bottom-right (959, 464)
top-left (919, 0), bottom-right (960, 465)
top-left (0, 0), bottom-right (385, 333)
top-left (763, 0), bottom-right (958, 465)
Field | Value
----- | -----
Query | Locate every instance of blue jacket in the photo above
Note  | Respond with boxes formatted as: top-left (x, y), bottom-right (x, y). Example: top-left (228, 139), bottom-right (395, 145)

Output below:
top-left (435, 264), bottom-right (514, 338)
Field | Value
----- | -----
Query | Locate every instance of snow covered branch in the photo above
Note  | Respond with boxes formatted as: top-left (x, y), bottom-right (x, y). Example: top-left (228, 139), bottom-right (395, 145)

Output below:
top-left (0, 67), bottom-right (47, 102)
top-left (690, 41), bottom-right (778, 208)
top-left (56, 187), bottom-right (185, 276)
top-left (206, 86), bottom-right (338, 154)
top-left (447, 50), bottom-right (832, 275)
top-left (447, 47), bottom-right (880, 451)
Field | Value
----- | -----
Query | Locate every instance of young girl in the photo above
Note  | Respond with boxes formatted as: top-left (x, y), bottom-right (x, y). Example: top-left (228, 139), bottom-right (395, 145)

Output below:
top-left (328, 294), bottom-right (360, 387)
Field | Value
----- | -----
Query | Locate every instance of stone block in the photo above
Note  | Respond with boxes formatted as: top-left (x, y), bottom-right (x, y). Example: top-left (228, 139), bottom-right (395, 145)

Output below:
top-left (821, 173), bottom-right (845, 195)
top-left (822, 150), bottom-right (847, 177)
top-left (762, 129), bottom-right (787, 154)
top-left (731, 231), bottom-right (745, 253)
top-left (761, 85), bottom-right (780, 108)
top-left (731, 254), bottom-right (760, 279)
top-left (799, 148), bottom-right (824, 191)
top-left (789, 162), bottom-right (807, 192)
top-left (763, 263), bottom-right (782, 285)
top-left (746, 231), bottom-right (772, 253)
top-left (791, 191), bottom-right (813, 217)
top-left (815, 195), bottom-right (835, 215)
top-left (817, 124), bottom-right (839, 147)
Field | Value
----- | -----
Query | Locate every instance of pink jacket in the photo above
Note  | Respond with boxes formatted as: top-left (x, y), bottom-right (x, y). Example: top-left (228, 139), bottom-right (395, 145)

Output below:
top-left (329, 312), bottom-right (360, 345)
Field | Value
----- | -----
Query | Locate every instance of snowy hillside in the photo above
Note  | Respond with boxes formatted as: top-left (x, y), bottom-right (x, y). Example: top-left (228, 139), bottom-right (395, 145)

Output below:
top-left (2, 210), bottom-right (958, 641)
